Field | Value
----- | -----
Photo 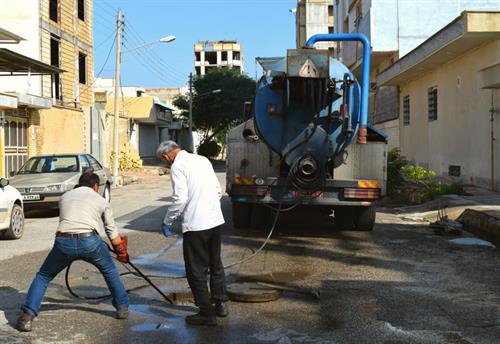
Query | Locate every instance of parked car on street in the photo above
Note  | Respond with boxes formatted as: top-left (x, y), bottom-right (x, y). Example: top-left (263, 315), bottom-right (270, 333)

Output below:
top-left (0, 178), bottom-right (24, 240)
top-left (9, 154), bottom-right (112, 209)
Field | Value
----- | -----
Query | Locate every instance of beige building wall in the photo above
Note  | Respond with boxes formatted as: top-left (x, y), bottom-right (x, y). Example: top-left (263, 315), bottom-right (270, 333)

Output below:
top-left (375, 119), bottom-right (399, 150)
top-left (37, 0), bottom-right (94, 155)
top-left (399, 39), bottom-right (500, 188)
top-left (30, 107), bottom-right (85, 155)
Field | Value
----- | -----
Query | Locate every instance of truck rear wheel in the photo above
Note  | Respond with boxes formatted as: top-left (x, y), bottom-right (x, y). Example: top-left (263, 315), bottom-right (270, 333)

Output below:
top-left (334, 206), bottom-right (355, 230)
top-left (252, 205), bottom-right (272, 229)
top-left (232, 202), bottom-right (251, 229)
top-left (353, 206), bottom-right (375, 231)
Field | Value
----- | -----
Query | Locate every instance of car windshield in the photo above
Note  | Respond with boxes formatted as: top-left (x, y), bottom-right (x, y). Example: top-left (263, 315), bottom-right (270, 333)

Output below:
top-left (18, 156), bottom-right (79, 174)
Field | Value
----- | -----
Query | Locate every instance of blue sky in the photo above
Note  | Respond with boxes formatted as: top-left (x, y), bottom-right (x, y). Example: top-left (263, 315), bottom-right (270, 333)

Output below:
top-left (93, 0), bottom-right (297, 88)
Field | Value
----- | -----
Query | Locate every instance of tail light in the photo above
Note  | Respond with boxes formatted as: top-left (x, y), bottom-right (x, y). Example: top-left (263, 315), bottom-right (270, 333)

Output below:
top-left (344, 188), bottom-right (380, 199)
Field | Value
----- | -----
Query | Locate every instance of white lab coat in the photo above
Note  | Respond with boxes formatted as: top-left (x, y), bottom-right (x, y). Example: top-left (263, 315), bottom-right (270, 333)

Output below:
top-left (163, 150), bottom-right (225, 233)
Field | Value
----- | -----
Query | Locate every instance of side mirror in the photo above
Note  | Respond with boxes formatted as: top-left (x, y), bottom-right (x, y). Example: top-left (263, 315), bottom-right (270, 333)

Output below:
top-left (0, 178), bottom-right (9, 188)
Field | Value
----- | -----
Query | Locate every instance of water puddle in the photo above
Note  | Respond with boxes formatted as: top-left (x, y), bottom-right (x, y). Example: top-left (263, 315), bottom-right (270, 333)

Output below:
top-left (130, 322), bottom-right (172, 332)
top-left (448, 238), bottom-right (496, 248)
top-left (240, 271), bottom-right (310, 284)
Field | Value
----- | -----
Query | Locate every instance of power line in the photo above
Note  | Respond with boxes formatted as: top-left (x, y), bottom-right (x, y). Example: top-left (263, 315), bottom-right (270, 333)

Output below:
top-left (94, 27), bottom-right (117, 50)
top-left (123, 41), bottom-right (185, 85)
top-left (94, 1), bottom-right (118, 18)
top-left (95, 0), bottom-right (118, 14)
top-left (123, 20), bottom-right (186, 81)
top-left (74, 32), bottom-right (117, 102)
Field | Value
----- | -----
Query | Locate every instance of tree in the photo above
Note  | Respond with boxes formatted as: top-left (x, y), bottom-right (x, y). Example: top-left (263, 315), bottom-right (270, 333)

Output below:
top-left (173, 68), bottom-right (256, 146)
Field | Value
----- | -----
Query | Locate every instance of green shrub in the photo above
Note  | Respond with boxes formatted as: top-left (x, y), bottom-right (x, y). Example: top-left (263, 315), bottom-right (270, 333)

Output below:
top-left (197, 141), bottom-right (221, 159)
top-left (401, 165), bottom-right (437, 183)
top-left (387, 148), bottom-right (466, 202)
top-left (387, 148), bottom-right (407, 197)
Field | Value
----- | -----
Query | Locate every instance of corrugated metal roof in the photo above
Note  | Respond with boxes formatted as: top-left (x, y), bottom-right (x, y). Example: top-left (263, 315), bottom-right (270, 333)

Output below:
top-left (0, 48), bottom-right (63, 74)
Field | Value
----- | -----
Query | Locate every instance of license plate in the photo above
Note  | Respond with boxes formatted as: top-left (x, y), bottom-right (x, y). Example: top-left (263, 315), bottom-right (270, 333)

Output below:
top-left (22, 194), bottom-right (40, 201)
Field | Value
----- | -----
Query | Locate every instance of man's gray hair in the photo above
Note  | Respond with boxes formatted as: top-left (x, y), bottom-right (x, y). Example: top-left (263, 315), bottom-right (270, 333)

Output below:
top-left (156, 140), bottom-right (180, 158)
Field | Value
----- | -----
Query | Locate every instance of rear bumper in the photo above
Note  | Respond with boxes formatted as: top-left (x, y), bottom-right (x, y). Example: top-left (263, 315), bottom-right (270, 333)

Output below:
top-left (230, 178), bottom-right (380, 206)
top-left (21, 193), bottom-right (63, 208)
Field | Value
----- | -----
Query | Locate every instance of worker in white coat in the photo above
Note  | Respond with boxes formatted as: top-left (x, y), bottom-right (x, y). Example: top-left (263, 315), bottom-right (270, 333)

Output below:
top-left (157, 140), bottom-right (228, 327)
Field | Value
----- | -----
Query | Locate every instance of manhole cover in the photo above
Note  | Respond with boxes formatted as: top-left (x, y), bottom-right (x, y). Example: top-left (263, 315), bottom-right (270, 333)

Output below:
top-left (227, 282), bottom-right (282, 303)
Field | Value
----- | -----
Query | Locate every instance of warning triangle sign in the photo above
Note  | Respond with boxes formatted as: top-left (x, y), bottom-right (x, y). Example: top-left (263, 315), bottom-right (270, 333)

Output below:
top-left (299, 58), bottom-right (319, 78)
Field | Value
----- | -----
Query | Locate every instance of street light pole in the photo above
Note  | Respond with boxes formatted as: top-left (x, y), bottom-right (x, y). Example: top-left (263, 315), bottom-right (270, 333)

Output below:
top-left (112, 9), bottom-right (123, 186)
top-left (187, 80), bottom-right (222, 154)
top-left (188, 72), bottom-right (193, 153)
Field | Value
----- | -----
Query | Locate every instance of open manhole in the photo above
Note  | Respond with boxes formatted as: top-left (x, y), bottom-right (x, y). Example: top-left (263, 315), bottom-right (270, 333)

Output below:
top-left (227, 282), bottom-right (282, 303)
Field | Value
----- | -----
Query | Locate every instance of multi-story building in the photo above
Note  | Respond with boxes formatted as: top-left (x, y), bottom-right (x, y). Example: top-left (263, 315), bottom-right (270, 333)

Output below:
top-left (295, 0), bottom-right (334, 52)
top-left (194, 40), bottom-right (244, 76)
top-left (0, 0), bottom-right (93, 176)
top-left (377, 11), bottom-right (500, 190)
top-left (332, 0), bottom-right (500, 148)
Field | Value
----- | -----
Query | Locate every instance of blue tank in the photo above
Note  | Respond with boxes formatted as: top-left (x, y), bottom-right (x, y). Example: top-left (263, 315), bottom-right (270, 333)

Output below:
top-left (252, 34), bottom-right (371, 190)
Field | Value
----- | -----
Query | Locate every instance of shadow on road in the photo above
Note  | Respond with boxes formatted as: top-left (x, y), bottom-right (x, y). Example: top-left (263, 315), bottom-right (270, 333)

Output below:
top-left (24, 208), bottom-right (59, 219)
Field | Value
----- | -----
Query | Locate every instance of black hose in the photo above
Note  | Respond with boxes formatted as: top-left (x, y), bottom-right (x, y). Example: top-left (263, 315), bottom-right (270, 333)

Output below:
top-left (65, 172), bottom-right (300, 302)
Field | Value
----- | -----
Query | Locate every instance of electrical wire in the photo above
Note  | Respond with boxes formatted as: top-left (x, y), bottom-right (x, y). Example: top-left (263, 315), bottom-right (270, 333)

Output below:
top-left (73, 32), bottom-right (117, 102)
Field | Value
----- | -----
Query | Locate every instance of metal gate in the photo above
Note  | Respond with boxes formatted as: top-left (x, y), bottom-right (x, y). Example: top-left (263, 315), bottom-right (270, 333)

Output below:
top-left (4, 116), bottom-right (28, 176)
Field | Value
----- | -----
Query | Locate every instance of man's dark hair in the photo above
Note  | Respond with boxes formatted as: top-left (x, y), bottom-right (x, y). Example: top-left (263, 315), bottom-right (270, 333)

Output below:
top-left (79, 172), bottom-right (100, 188)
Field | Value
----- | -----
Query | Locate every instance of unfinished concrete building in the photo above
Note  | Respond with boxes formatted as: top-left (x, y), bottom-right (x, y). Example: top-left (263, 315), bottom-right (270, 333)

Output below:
top-left (193, 40), bottom-right (244, 76)
top-left (295, 0), bottom-right (334, 52)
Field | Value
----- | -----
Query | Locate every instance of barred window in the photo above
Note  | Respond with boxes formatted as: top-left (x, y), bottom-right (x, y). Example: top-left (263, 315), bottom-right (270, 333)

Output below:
top-left (403, 95), bottom-right (410, 126)
top-left (428, 86), bottom-right (438, 121)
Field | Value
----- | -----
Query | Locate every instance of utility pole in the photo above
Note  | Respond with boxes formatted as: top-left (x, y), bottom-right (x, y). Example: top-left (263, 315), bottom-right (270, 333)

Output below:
top-left (188, 72), bottom-right (193, 153)
top-left (112, 10), bottom-right (123, 185)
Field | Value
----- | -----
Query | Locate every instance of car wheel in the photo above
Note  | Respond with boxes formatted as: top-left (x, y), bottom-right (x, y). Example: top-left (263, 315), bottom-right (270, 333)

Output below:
top-left (103, 184), bottom-right (111, 203)
top-left (4, 204), bottom-right (24, 240)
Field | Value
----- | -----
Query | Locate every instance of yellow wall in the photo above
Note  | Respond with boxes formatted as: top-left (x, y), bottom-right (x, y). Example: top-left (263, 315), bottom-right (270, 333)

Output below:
top-left (105, 96), bottom-right (154, 119)
top-left (31, 106), bottom-right (85, 155)
top-left (399, 39), bottom-right (500, 188)
top-left (104, 116), bottom-right (129, 167)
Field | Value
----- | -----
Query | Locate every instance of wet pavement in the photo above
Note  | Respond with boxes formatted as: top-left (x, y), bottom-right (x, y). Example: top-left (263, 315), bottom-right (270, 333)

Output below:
top-left (1, 173), bottom-right (500, 343)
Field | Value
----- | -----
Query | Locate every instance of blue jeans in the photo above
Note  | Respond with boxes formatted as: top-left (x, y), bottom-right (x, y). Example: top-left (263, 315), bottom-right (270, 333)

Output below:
top-left (21, 235), bottom-right (128, 317)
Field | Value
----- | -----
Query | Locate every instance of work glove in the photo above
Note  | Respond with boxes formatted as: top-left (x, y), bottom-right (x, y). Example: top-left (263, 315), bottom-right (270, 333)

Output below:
top-left (113, 235), bottom-right (129, 263)
top-left (161, 223), bottom-right (171, 238)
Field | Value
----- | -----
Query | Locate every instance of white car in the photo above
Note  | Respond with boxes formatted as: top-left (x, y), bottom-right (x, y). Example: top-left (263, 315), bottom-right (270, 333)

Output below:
top-left (0, 178), bottom-right (25, 240)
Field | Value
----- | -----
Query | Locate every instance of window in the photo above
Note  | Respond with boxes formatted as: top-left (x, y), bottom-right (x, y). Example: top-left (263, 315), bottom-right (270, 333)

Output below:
top-left (49, 0), bottom-right (58, 22)
top-left (195, 66), bottom-right (201, 75)
top-left (205, 51), bottom-right (217, 65)
top-left (233, 51), bottom-right (241, 61)
top-left (19, 156), bottom-right (79, 174)
top-left (87, 155), bottom-right (103, 171)
top-left (328, 26), bottom-right (334, 34)
top-left (78, 0), bottom-right (85, 21)
top-left (403, 95), bottom-right (410, 126)
top-left (79, 155), bottom-right (90, 170)
top-left (195, 52), bottom-right (201, 61)
top-left (328, 5), bottom-right (333, 17)
top-left (50, 35), bottom-right (61, 100)
top-left (78, 52), bottom-right (87, 84)
top-left (428, 86), bottom-right (438, 121)
top-left (221, 51), bottom-right (228, 62)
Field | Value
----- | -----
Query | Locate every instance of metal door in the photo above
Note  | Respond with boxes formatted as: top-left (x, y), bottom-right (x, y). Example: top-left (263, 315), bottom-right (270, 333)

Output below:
top-left (4, 117), bottom-right (28, 177)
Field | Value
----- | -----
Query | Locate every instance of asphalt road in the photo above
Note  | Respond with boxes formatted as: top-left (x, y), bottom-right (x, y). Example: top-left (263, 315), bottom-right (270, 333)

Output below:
top-left (1, 172), bottom-right (499, 344)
